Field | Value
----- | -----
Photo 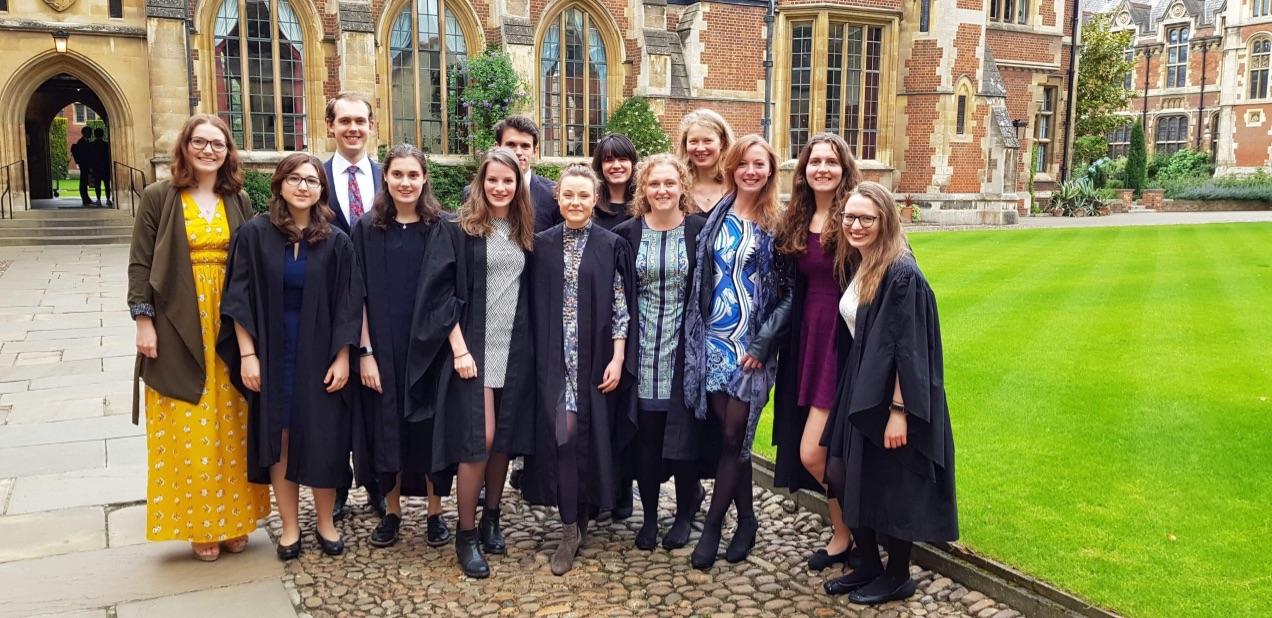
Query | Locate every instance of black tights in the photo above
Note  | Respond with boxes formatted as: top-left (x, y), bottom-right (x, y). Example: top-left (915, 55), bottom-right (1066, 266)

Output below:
top-left (851, 527), bottom-right (913, 579)
top-left (556, 412), bottom-right (587, 525)
top-left (456, 389), bottom-right (511, 531)
top-left (636, 410), bottom-right (700, 521)
top-left (705, 394), bottom-right (755, 525)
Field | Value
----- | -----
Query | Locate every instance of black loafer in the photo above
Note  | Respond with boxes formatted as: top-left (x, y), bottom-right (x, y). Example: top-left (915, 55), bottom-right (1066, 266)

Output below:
top-left (822, 567), bottom-right (881, 596)
top-left (276, 538), bottom-right (301, 561)
top-left (426, 514), bottom-right (452, 547)
top-left (809, 547), bottom-right (852, 571)
top-left (315, 530), bottom-right (345, 556)
top-left (332, 488), bottom-right (350, 522)
top-left (847, 575), bottom-right (918, 605)
top-left (369, 514), bottom-right (401, 548)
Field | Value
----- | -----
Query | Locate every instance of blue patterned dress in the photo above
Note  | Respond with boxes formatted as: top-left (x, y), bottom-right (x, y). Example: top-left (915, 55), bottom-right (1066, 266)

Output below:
top-left (704, 211), bottom-right (761, 394)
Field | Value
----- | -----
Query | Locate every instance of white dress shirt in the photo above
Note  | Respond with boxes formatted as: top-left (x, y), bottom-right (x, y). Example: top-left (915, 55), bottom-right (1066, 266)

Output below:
top-left (331, 152), bottom-right (375, 224)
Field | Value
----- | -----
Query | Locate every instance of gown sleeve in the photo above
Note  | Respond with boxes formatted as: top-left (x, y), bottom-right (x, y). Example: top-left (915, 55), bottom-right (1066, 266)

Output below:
top-left (887, 262), bottom-right (950, 469)
top-left (216, 222), bottom-right (260, 396)
top-left (330, 232), bottom-right (364, 361)
top-left (406, 221), bottom-right (467, 421)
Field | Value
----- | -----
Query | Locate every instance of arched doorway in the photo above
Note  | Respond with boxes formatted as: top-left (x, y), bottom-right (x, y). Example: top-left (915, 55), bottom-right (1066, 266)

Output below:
top-left (25, 74), bottom-right (109, 203)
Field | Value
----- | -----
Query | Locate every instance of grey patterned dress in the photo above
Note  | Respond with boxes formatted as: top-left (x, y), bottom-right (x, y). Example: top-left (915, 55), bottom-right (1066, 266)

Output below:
top-left (561, 221), bottom-right (629, 413)
top-left (484, 218), bottom-right (525, 389)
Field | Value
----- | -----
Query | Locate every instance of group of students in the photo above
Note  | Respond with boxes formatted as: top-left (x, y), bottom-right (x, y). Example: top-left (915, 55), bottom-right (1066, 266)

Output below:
top-left (128, 92), bottom-right (956, 606)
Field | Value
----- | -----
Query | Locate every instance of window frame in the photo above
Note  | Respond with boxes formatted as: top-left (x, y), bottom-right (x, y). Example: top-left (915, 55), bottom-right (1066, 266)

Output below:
top-left (109, 0), bottom-right (122, 18)
top-left (1165, 24), bottom-right (1189, 89)
top-left (1249, 37), bottom-right (1271, 100)
top-left (535, 2), bottom-right (617, 158)
top-left (1154, 114), bottom-right (1188, 155)
top-left (989, 0), bottom-right (1029, 25)
top-left (1033, 86), bottom-right (1056, 174)
top-left (384, 0), bottom-right (479, 155)
top-left (1107, 123), bottom-right (1131, 158)
top-left (776, 10), bottom-right (896, 164)
top-left (1255, 0), bottom-right (1271, 18)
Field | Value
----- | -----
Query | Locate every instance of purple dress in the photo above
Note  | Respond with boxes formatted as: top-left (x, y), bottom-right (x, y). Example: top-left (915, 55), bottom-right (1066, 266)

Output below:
top-left (796, 233), bottom-right (840, 408)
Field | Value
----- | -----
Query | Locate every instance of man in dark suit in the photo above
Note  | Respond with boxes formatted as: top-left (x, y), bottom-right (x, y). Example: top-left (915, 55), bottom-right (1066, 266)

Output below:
top-left (90, 128), bottom-right (112, 207)
top-left (462, 116), bottom-right (562, 232)
top-left (70, 127), bottom-right (95, 206)
top-left (322, 92), bottom-right (386, 520)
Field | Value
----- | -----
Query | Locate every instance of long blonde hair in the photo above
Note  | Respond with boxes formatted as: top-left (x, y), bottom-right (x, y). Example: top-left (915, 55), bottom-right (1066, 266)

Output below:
top-left (833, 181), bottom-right (911, 305)
top-left (676, 109), bottom-right (735, 185)
top-left (631, 153), bottom-right (697, 217)
top-left (721, 135), bottom-right (781, 234)
top-left (458, 148), bottom-right (535, 251)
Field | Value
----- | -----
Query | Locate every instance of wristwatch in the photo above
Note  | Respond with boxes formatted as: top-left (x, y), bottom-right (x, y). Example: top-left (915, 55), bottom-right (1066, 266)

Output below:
top-left (359, 345), bottom-right (374, 357)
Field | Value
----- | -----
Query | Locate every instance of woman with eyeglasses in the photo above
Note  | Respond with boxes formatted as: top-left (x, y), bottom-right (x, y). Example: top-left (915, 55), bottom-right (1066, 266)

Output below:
top-left (820, 182), bottom-right (958, 604)
top-left (128, 114), bottom-right (270, 562)
top-left (218, 153), bottom-right (363, 560)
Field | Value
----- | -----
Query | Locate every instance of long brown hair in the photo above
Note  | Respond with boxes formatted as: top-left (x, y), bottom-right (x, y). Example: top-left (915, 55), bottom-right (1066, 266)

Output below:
top-left (776, 133), bottom-right (863, 257)
top-left (370, 144), bottom-right (442, 229)
top-left (268, 153), bottom-right (334, 246)
top-left (832, 182), bottom-right (912, 305)
top-left (631, 153), bottom-right (697, 217)
top-left (457, 148), bottom-right (535, 251)
top-left (676, 108), bottom-right (735, 184)
top-left (721, 134), bottom-right (781, 234)
top-left (169, 114), bottom-right (243, 195)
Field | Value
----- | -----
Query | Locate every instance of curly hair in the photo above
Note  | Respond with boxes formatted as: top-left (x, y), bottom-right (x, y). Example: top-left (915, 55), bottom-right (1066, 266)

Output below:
top-left (776, 133), bottom-right (863, 257)
top-left (631, 153), bottom-right (696, 217)
top-left (268, 153), bottom-right (333, 246)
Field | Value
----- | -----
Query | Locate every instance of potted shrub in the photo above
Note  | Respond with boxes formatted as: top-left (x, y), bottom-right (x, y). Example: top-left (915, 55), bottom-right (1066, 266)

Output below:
top-left (899, 195), bottom-right (916, 223)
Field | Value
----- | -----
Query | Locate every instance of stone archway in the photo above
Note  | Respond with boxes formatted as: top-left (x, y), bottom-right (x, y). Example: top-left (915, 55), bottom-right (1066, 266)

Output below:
top-left (0, 50), bottom-right (138, 207)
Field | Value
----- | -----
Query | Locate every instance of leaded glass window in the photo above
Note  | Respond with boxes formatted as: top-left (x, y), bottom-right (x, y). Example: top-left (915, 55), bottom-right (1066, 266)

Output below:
top-left (540, 6), bottom-right (610, 157)
top-left (212, 0), bottom-right (307, 151)
top-left (388, 0), bottom-right (471, 154)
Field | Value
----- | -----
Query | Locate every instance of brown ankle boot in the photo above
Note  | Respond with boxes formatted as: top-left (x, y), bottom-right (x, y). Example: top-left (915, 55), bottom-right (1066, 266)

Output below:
top-left (550, 522), bottom-right (582, 576)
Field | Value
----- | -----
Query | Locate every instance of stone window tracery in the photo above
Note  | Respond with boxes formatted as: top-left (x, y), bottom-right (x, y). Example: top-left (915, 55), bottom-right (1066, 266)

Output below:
top-left (1154, 115), bottom-right (1188, 154)
top-left (387, 0), bottom-right (472, 154)
top-left (1165, 25), bottom-right (1189, 89)
top-left (212, 0), bottom-right (308, 151)
top-left (787, 18), bottom-right (884, 161)
top-left (539, 4), bottom-right (611, 157)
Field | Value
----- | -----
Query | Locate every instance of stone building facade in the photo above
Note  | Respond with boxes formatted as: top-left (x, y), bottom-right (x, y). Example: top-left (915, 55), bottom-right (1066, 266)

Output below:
top-left (0, 0), bottom-right (1077, 220)
top-left (1090, 0), bottom-right (1272, 173)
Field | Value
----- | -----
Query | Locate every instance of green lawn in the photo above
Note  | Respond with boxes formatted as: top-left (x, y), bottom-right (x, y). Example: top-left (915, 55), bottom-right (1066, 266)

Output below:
top-left (754, 223), bottom-right (1272, 618)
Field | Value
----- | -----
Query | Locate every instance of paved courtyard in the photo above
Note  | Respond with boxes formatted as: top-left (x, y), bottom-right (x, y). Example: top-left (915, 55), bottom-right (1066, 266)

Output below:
top-left (0, 244), bottom-right (1030, 617)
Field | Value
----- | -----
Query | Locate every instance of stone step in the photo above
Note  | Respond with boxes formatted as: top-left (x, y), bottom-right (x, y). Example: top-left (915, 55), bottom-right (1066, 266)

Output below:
top-left (0, 234), bottom-right (132, 246)
top-left (12, 208), bottom-right (132, 219)
top-left (0, 224), bottom-right (134, 237)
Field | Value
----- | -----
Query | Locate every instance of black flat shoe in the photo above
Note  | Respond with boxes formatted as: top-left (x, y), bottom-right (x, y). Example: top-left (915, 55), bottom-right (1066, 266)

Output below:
top-left (823, 567), bottom-right (882, 596)
top-left (426, 514), bottom-right (452, 547)
top-left (332, 488), bottom-right (350, 522)
top-left (662, 484), bottom-right (705, 549)
top-left (315, 530), bottom-right (345, 556)
top-left (369, 514), bottom-right (401, 548)
top-left (809, 546), bottom-right (852, 571)
top-left (690, 521), bottom-right (722, 570)
top-left (479, 507), bottom-right (506, 554)
top-left (635, 519), bottom-right (659, 550)
top-left (275, 538), bottom-right (301, 561)
top-left (455, 528), bottom-right (490, 579)
top-left (725, 517), bottom-right (759, 563)
top-left (847, 574), bottom-right (918, 605)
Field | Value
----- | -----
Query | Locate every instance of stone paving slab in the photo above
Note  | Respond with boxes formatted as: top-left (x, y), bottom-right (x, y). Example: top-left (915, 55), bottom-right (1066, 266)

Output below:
top-left (6, 465), bottom-right (146, 514)
top-left (31, 610), bottom-right (108, 618)
top-left (0, 415), bottom-right (142, 449)
top-left (115, 579), bottom-right (296, 618)
top-left (0, 506), bottom-right (106, 562)
top-left (0, 439), bottom-right (105, 477)
top-left (0, 529), bottom-right (280, 618)
top-left (5, 397), bottom-right (109, 425)
top-left (106, 435), bottom-right (147, 467)
top-left (107, 504), bottom-right (148, 548)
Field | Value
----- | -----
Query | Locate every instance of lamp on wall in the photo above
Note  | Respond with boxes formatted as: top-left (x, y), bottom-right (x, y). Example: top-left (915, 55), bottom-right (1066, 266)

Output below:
top-left (1011, 118), bottom-right (1028, 140)
top-left (52, 30), bottom-right (69, 54)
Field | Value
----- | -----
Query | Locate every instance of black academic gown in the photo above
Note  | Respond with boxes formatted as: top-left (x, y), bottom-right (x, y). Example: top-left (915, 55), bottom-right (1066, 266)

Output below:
top-left (611, 216), bottom-right (719, 475)
top-left (823, 256), bottom-right (958, 542)
top-left (411, 219), bottom-right (537, 471)
top-left (592, 201), bottom-right (632, 231)
top-left (771, 254), bottom-right (852, 494)
top-left (350, 216), bottom-right (454, 497)
top-left (521, 223), bottom-right (639, 511)
top-left (218, 217), bottom-right (363, 488)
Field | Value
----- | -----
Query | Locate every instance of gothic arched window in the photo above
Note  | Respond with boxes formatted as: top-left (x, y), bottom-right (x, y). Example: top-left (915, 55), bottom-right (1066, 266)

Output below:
top-left (212, 0), bottom-right (308, 150)
top-left (539, 5), bottom-right (611, 157)
top-left (387, 0), bottom-right (474, 154)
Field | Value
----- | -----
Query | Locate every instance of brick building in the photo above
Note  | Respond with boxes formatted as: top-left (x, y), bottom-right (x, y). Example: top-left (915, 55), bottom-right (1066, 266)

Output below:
top-left (1088, 0), bottom-right (1272, 173)
top-left (1, 0), bottom-right (1078, 220)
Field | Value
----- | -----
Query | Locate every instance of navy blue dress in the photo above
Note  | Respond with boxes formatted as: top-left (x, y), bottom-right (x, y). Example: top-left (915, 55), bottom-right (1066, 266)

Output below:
top-left (280, 242), bottom-right (308, 428)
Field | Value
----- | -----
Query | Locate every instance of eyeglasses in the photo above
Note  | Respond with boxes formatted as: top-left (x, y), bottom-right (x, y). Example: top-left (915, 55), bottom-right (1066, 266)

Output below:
top-left (283, 174), bottom-right (323, 190)
top-left (842, 214), bottom-right (879, 229)
top-left (189, 137), bottom-right (228, 153)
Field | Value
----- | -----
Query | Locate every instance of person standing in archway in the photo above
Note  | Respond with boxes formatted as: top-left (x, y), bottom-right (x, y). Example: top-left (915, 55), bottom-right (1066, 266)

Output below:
top-left (70, 126), bottom-right (94, 206)
top-left (128, 114), bottom-right (270, 562)
top-left (90, 127), bottom-right (112, 207)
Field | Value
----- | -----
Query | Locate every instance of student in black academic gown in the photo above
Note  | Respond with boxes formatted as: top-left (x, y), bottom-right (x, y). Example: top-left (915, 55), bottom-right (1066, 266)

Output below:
top-left (520, 164), bottom-right (637, 576)
top-left (612, 154), bottom-right (710, 551)
top-left (219, 153), bottom-right (362, 560)
top-left (820, 182), bottom-right (958, 604)
top-left (771, 134), bottom-right (863, 571)
top-left (590, 134), bottom-right (637, 231)
top-left (350, 144), bottom-right (454, 549)
top-left (413, 148), bottom-right (537, 579)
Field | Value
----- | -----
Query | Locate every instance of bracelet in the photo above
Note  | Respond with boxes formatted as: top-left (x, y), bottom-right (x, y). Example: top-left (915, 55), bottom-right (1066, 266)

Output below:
top-left (889, 401), bottom-right (906, 413)
top-left (241, 352), bottom-right (256, 359)
top-left (454, 352), bottom-right (471, 360)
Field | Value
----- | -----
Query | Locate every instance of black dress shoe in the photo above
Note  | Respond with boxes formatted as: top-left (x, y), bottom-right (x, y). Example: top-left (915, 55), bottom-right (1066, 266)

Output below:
top-left (369, 514), bottom-right (401, 548)
top-left (367, 485), bottom-right (388, 518)
top-left (635, 519), bottom-right (659, 550)
top-left (808, 546), bottom-right (852, 571)
top-left (332, 488), bottom-right (350, 522)
top-left (509, 467), bottom-right (523, 491)
top-left (276, 538), bottom-right (302, 561)
top-left (315, 530), bottom-right (345, 556)
top-left (847, 574), bottom-right (918, 605)
top-left (478, 507), bottom-right (506, 554)
top-left (612, 483), bottom-right (634, 520)
top-left (662, 484), bottom-right (705, 550)
top-left (426, 514), bottom-right (452, 547)
top-left (690, 521), bottom-right (722, 570)
top-left (822, 567), bottom-right (882, 596)
top-left (455, 528), bottom-right (490, 578)
top-left (725, 517), bottom-right (759, 563)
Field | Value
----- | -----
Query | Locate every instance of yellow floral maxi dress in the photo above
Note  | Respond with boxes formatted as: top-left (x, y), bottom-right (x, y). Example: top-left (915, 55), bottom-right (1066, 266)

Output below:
top-left (145, 194), bottom-right (270, 542)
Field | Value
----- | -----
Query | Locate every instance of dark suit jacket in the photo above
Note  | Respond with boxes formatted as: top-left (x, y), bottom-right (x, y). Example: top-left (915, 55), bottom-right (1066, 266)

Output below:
top-left (462, 172), bottom-right (561, 233)
top-left (324, 156), bottom-right (383, 233)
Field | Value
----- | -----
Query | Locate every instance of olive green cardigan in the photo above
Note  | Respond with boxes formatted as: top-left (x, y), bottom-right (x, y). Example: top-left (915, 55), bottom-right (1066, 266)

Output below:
top-left (127, 179), bottom-right (254, 423)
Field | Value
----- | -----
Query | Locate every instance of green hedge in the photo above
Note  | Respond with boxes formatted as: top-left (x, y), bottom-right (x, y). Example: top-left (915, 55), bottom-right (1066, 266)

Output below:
top-left (1161, 171), bottom-right (1272, 201)
top-left (244, 169), bottom-right (271, 214)
top-left (50, 117), bottom-right (68, 182)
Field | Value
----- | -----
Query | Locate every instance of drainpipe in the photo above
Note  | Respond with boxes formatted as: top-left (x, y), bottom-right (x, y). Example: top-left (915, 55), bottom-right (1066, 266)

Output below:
top-left (1060, 0), bottom-right (1080, 181)
top-left (184, 1), bottom-right (197, 115)
top-left (1141, 47), bottom-right (1153, 126)
top-left (761, 0), bottom-right (775, 142)
top-left (1194, 38), bottom-right (1216, 149)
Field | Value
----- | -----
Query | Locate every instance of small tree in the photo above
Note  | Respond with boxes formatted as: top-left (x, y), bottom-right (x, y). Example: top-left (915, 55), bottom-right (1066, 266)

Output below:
top-left (1125, 119), bottom-right (1147, 197)
top-left (1073, 135), bottom-right (1109, 169)
top-left (604, 96), bottom-right (670, 157)
top-left (1076, 14), bottom-right (1137, 137)
top-left (452, 45), bottom-right (531, 153)
top-left (49, 117), bottom-right (69, 183)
